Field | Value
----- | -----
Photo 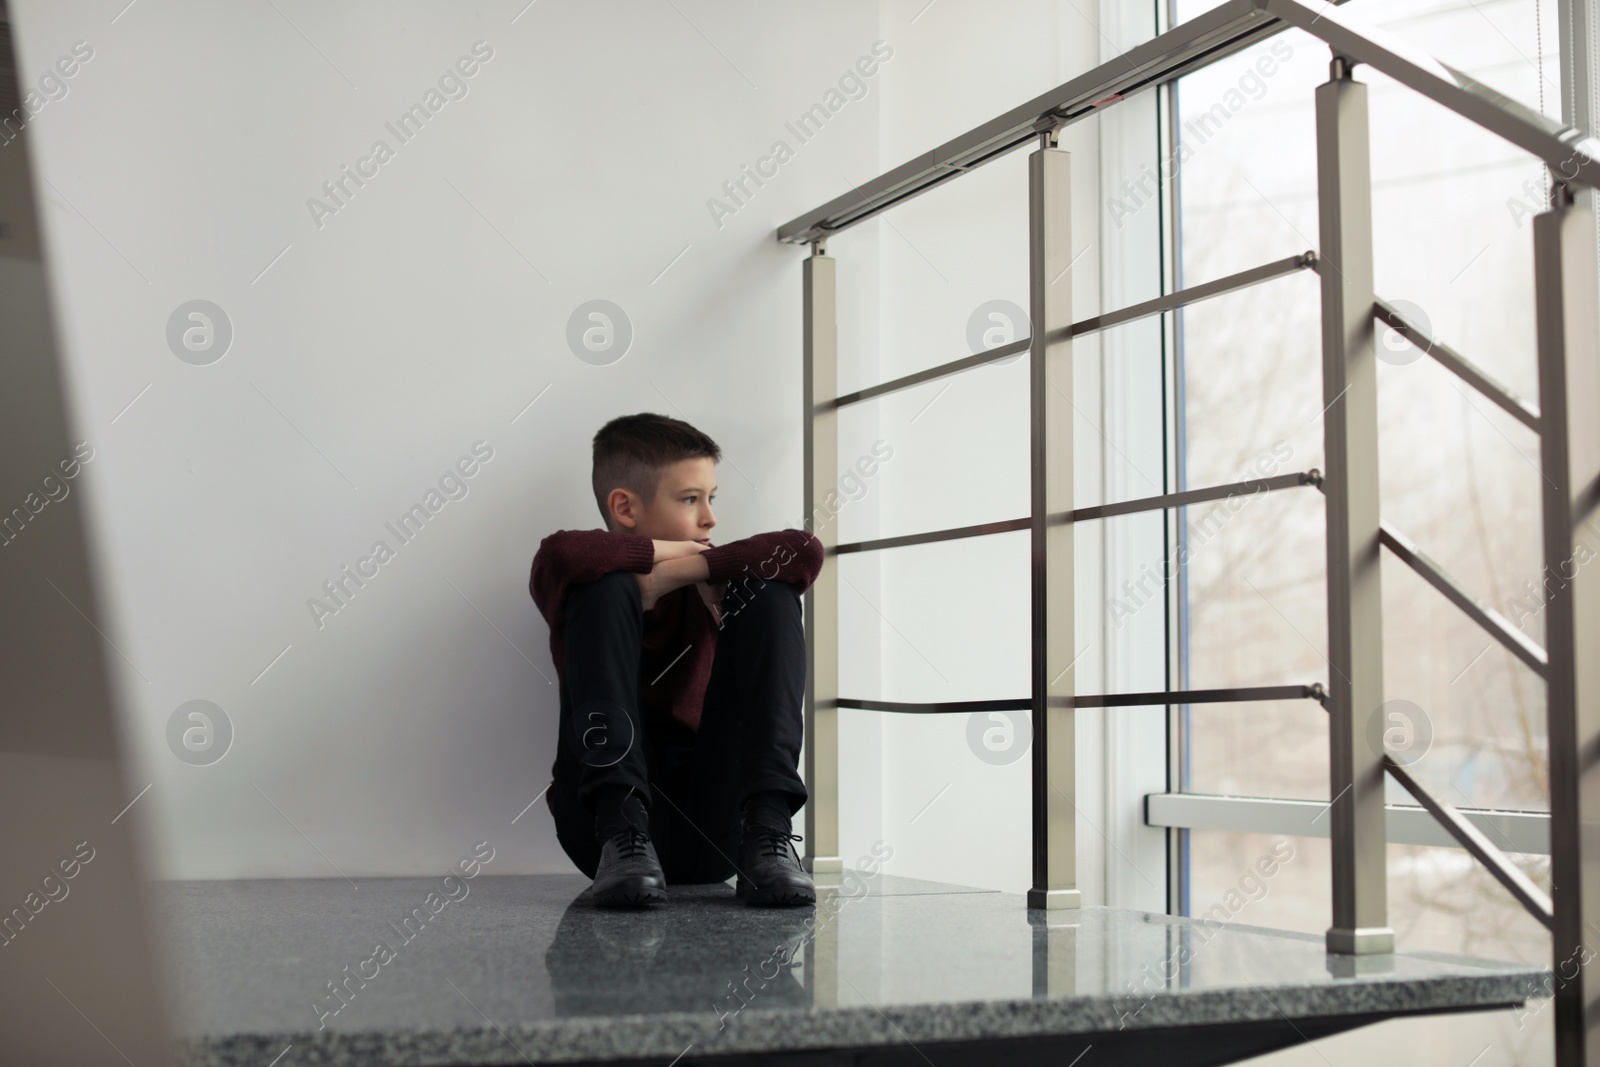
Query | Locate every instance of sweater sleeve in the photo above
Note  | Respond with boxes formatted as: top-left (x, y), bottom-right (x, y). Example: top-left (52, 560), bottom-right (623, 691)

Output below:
top-left (700, 528), bottom-right (825, 594)
top-left (528, 528), bottom-right (657, 627)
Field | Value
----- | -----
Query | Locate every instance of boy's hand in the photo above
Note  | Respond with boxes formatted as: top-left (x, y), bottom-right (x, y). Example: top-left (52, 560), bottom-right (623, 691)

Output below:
top-left (651, 539), bottom-right (712, 563)
top-left (694, 580), bottom-right (723, 625)
top-left (634, 568), bottom-right (662, 612)
top-left (635, 551), bottom-right (713, 613)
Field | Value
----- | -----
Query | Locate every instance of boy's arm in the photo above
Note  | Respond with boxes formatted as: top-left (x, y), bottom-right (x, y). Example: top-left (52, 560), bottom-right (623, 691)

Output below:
top-left (634, 529), bottom-right (825, 612)
top-left (699, 529), bottom-right (825, 594)
top-left (635, 553), bottom-right (712, 612)
top-left (528, 529), bottom-right (679, 626)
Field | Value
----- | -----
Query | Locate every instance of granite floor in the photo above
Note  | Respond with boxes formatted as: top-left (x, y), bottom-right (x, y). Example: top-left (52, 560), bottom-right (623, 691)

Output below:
top-left (152, 871), bottom-right (1550, 1067)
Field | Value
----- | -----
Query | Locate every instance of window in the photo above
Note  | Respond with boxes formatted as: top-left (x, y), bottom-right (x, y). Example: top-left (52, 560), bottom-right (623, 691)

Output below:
top-left (1168, 0), bottom-right (1561, 966)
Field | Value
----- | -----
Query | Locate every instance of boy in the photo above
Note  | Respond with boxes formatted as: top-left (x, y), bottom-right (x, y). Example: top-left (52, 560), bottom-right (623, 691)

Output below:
top-left (529, 413), bottom-right (823, 907)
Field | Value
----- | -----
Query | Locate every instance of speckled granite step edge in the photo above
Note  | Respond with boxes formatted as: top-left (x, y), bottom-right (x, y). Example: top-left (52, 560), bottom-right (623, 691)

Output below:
top-left (174, 969), bottom-right (1554, 1067)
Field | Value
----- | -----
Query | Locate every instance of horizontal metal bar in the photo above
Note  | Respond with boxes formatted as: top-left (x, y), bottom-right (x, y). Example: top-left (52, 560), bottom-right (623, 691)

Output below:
top-left (1383, 758), bottom-right (1554, 928)
top-left (833, 471), bottom-right (1317, 553)
top-left (833, 517), bottom-right (1031, 556)
top-left (836, 697), bottom-right (1031, 713)
top-left (1374, 298), bottom-right (1541, 433)
top-left (777, 0), bottom-right (1337, 245)
top-left (1067, 471), bottom-right (1319, 524)
top-left (1144, 791), bottom-right (1552, 855)
top-left (1263, 0), bottom-right (1600, 191)
top-left (1075, 684), bottom-right (1323, 708)
top-left (830, 339), bottom-right (1028, 410)
top-left (1379, 523), bottom-right (1549, 677)
top-left (1062, 252), bottom-right (1316, 340)
top-left (838, 684), bottom-right (1321, 713)
top-left (827, 255), bottom-right (1313, 412)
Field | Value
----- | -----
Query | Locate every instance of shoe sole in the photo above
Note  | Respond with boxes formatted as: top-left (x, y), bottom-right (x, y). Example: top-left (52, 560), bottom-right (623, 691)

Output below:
top-left (593, 884), bottom-right (667, 908)
top-left (736, 879), bottom-right (816, 906)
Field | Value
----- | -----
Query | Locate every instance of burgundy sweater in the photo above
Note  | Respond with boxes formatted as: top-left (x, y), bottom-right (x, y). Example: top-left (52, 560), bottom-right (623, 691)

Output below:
top-left (529, 528), bottom-right (824, 732)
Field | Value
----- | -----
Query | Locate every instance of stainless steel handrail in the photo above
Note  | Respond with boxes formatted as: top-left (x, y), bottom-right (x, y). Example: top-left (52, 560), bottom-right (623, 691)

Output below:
top-left (777, 0), bottom-right (1597, 248)
top-left (1262, 0), bottom-right (1600, 189)
top-left (786, 3), bottom-right (1600, 1058)
top-left (777, 1), bottom-right (1344, 245)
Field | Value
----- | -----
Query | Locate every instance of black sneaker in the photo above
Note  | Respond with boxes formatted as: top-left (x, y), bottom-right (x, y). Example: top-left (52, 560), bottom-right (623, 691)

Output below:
top-left (735, 823), bottom-right (816, 906)
top-left (591, 825), bottom-right (667, 907)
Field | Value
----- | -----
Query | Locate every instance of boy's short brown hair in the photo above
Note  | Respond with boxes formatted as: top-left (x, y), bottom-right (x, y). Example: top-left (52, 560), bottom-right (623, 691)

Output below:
top-left (592, 412), bottom-right (721, 525)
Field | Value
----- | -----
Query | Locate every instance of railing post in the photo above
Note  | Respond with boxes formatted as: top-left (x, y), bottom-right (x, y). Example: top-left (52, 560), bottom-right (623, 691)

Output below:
top-left (1533, 183), bottom-right (1600, 1067)
top-left (803, 242), bottom-right (842, 875)
top-left (1315, 57), bottom-right (1393, 955)
top-left (1027, 127), bottom-right (1080, 911)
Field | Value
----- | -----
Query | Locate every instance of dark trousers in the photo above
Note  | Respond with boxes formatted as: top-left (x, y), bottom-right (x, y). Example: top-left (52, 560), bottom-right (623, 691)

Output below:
top-left (550, 569), bottom-right (808, 884)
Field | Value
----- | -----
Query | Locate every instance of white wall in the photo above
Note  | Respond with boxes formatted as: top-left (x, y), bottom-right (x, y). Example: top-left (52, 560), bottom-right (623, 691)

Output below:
top-left (11, 0), bottom-right (889, 879)
top-left (15, 0), bottom-right (1165, 897)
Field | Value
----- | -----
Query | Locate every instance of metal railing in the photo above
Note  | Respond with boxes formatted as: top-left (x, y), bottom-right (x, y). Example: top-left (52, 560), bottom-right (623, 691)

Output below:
top-left (779, 0), bottom-right (1600, 1060)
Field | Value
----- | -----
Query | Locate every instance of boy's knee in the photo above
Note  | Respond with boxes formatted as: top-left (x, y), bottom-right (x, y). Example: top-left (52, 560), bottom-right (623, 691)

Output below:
top-left (750, 578), bottom-right (801, 615)
top-left (720, 576), bottom-right (798, 627)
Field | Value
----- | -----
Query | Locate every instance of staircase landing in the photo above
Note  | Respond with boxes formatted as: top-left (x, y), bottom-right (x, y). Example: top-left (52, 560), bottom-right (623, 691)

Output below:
top-left (157, 871), bottom-right (1548, 1067)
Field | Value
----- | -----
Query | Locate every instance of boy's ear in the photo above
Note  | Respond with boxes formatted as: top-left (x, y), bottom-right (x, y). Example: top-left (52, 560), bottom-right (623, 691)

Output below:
top-left (606, 487), bottom-right (639, 530)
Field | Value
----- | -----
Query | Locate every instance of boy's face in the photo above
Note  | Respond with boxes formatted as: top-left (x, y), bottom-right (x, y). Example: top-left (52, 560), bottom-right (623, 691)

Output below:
top-left (609, 456), bottom-right (718, 543)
